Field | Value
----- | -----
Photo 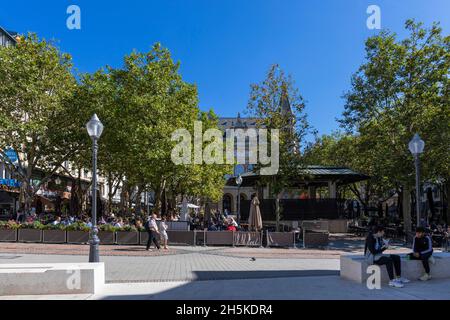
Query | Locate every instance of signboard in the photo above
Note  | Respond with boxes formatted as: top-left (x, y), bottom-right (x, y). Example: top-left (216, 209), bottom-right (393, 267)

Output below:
top-left (0, 179), bottom-right (21, 188)
top-left (4, 148), bottom-right (18, 163)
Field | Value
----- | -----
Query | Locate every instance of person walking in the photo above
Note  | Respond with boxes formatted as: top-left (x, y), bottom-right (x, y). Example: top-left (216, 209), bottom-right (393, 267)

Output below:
top-left (160, 216), bottom-right (169, 250)
top-left (145, 213), bottom-right (161, 251)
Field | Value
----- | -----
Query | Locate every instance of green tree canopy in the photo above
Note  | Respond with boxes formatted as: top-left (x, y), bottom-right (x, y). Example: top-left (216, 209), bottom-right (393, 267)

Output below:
top-left (0, 34), bottom-right (78, 210)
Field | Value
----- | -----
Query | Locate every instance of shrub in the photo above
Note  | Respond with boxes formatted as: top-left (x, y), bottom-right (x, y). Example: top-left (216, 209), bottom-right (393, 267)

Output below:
top-left (65, 222), bottom-right (90, 232)
top-left (98, 224), bottom-right (118, 232)
top-left (20, 221), bottom-right (45, 230)
top-left (119, 225), bottom-right (138, 232)
top-left (43, 223), bottom-right (66, 231)
top-left (0, 220), bottom-right (20, 230)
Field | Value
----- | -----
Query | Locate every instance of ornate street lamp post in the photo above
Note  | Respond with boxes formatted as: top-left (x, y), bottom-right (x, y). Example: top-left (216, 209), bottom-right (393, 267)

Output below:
top-left (408, 133), bottom-right (425, 227)
top-left (236, 175), bottom-right (243, 224)
top-left (86, 114), bottom-right (104, 263)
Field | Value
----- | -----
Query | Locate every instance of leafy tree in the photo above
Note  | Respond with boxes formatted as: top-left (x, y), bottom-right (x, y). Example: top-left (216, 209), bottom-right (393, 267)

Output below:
top-left (73, 44), bottom-right (231, 216)
top-left (340, 20), bottom-right (450, 229)
top-left (303, 132), bottom-right (398, 214)
top-left (246, 64), bottom-right (312, 229)
top-left (0, 34), bottom-right (78, 212)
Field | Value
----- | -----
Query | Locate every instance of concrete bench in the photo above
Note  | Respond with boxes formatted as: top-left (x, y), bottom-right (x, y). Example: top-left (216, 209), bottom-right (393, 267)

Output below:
top-left (0, 263), bottom-right (105, 296)
top-left (340, 252), bottom-right (450, 283)
top-left (302, 221), bottom-right (329, 248)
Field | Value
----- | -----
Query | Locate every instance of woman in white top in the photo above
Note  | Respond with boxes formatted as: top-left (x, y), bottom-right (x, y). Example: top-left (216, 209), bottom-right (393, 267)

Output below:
top-left (160, 216), bottom-right (169, 249)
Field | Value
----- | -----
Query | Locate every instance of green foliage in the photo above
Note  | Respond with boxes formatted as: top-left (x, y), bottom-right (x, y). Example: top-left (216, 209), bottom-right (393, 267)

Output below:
top-left (98, 224), bottom-right (119, 232)
top-left (20, 221), bottom-right (45, 230)
top-left (43, 223), bottom-right (66, 231)
top-left (246, 64), bottom-right (312, 195)
top-left (0, 33), bottom-right (78, 208)
top-left (340, 20), bottom-right (450, 188)
top-left (65, 221), bottom-right (90, 232)
top-left (0, 221), bottom-right (20, 230)
top-left (118, 225), bottom-right (138, 232)
top-left (72, 43), bottom-right (230, 207)
top-left (305, 20), bottom-right (449, 208)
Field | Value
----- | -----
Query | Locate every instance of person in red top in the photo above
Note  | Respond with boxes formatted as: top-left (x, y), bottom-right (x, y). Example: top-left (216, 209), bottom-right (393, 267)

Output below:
top-left (226, 217), bottom-right (238, 231)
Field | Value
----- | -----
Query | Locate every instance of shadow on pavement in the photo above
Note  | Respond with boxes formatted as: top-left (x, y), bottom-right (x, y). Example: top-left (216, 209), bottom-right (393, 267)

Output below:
top-left (100, 269), bottom-right (340, 300)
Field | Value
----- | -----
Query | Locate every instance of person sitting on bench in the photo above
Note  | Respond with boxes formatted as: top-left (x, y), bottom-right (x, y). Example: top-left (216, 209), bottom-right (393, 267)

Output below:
top-left (407, 227), bottom-right (435, 281)
top-left (365, 226), bottom-right (409, 288)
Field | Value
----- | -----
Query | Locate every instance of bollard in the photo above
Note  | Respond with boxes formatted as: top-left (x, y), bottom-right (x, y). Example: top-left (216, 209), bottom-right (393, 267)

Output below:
top-left (260, 230), bottom-right (264, 248)
top-left (193, 230), bottom-right (197, 247)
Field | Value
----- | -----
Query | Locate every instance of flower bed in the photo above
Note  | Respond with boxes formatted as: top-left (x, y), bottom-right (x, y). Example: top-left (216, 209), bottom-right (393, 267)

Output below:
top-left (0, 221), bottom-right (19, 242)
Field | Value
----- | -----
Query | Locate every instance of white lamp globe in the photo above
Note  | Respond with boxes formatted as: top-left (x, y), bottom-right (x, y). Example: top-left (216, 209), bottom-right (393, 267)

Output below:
top-left (408, 133), bottom-right (425, 155)
top-left (86, 114), bottom-right (104, 139)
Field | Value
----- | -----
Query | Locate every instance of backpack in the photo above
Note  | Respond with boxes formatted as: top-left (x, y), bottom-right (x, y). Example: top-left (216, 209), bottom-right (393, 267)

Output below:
top-left (144, 220), bottom-right (151, 232)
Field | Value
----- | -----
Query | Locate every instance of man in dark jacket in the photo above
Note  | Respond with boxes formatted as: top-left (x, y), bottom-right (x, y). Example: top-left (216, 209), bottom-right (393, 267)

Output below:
top-left (365, 226), bottom-right (409, 287)
top-left (407, 227), bottom-right (435, 281)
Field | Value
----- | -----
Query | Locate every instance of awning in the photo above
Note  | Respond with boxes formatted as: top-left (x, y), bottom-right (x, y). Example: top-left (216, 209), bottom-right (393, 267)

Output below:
top-left (36, 195), bottom-right (54, 207)
top-left (226, 166), bottom-right (370, 188)
top-left (177, 203), bottom-right (200, 209)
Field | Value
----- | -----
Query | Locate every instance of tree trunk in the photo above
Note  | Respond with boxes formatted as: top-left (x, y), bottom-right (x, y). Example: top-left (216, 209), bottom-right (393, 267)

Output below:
top-left (107, 172), bottom-right (113, 214)
top-left (275, 193), bottom-right (281, 232)
top-left (402, 186), bottom-right (412, 242)
top-left (135, 184), bottom-right (143, 215)
top-left (444, 180), bottom-right (449, 225)
top-left (120, 179), bottom-right (129, 214)
top-left (127, 185), bottom-right (134, 216)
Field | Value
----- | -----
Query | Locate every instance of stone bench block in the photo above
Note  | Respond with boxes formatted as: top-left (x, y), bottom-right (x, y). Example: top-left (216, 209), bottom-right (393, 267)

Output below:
top-left (0, 263), bottom-right (105, 296)
top-left (340, 253), bottom-right (450, 283)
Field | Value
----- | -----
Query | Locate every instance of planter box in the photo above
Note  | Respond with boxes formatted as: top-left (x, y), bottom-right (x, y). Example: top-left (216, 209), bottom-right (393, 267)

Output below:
top-left (67, 231), bottom-right (90, 244)
top-left (302, 220), bottom-right (329, 232)
top-left (166, 231), bottom-right (195, 245)
top-left (140, 232), bottom-right (148, 245)
top-left (116, 231), bottom-right (139, 245)
top-left (323, 219), bottom-right (349, 233)
top-left (0, 229), bottom-right (17, 242)
top-left (267, 232), bottom-right (295, 248)
top-left (303, 231), bottom-right (329, 248)
top-left (43, 230), bottom-right (66, 243)
top-left (98, 231), bottom-right (115, 245)
top-left (18, 229), bottom-right (42, 243)
top-left (206, 231), bottom-right (234, 246)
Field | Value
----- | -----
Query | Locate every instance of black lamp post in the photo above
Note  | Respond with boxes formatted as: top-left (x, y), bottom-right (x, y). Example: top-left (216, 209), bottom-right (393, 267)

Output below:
top-left (86, 114), bottom-right (104, 263)
top-left (408, 133), bottom-right (425, 227)
top-left (236, 175), bottom-right (243, 223)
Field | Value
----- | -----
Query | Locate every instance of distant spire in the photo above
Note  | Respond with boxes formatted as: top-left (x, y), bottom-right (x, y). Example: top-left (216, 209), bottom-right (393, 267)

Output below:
top-left (235, 112), bottom-right (245, 128)
top-left (279, 83), bottom-right (293, 116)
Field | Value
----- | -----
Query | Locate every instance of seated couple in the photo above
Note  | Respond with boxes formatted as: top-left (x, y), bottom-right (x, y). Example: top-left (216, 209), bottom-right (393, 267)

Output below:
top-left (365, 226), bottom-right (435, 288)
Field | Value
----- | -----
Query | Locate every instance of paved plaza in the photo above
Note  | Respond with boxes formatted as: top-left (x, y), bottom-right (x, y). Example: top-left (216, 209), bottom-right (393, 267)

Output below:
top-left (1, 235), bottom-right (449, 300)
top-left (0, 246), bottom-right (341, 282)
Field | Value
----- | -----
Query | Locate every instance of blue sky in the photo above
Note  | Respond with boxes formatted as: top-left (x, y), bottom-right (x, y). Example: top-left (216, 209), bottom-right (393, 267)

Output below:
top-left (1, 0), bottom-right (449, 140)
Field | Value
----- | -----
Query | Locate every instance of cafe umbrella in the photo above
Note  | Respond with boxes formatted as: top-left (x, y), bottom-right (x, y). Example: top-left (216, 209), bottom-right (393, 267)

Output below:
top-left (248, 196), bottom-right (263, 231)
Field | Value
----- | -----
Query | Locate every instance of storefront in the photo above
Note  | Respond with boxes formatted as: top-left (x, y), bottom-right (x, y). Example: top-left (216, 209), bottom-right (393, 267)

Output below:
top-left (0, 179), bottom-right (20, 219)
